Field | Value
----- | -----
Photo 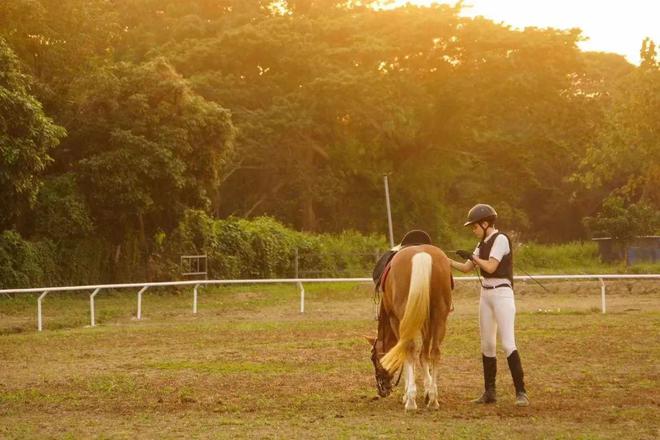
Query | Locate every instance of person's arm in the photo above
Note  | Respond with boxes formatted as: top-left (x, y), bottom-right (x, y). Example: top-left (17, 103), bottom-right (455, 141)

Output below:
top-left (449, 258), bottom-right (475, 273)
top-left (471, 256), bottom-right (500, 274)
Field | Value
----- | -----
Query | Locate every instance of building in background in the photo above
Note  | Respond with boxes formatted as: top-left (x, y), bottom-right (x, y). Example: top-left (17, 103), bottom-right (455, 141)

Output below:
top-left (593, 236), bottom-right (660, 265)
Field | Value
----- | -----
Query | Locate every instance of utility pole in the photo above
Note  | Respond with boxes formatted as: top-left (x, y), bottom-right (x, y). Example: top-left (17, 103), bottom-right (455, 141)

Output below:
top-left (384, 175), bottom-right (394, 248)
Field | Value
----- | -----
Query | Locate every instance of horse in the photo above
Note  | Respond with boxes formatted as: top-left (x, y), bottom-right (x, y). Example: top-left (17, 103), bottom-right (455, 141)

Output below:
top-left (367, 244), bottom-right (453, 410)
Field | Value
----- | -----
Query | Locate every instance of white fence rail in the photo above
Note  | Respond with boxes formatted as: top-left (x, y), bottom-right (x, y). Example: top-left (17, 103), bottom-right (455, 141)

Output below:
top-left (1, 274), bottom-right (658, 332)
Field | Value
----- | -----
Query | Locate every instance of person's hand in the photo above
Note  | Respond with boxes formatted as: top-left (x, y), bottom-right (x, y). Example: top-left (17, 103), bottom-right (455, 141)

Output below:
top-left (456, 250), bottom-right (474, 261)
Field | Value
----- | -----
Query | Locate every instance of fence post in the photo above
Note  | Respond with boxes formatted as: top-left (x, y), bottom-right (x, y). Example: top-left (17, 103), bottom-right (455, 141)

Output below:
top-left (136, 286), bottom-right (149, 320)
top-left (193, 284), bottom-right (200, 314)
top-left (298, 282), bottom-right (305, 313)
top-left (600, 278), bottom-right (606, 314)
top-left (90, 288), bottom-right (102, 327)
top-left (37, 290), bottom-right (48, 332)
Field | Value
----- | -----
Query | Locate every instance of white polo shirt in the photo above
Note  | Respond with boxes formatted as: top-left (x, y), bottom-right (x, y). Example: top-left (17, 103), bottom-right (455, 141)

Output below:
top-left (473, 229), bottom-right (511, 288)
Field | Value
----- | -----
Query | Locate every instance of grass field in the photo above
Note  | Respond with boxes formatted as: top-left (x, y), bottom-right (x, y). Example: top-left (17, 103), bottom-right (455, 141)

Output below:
top-left (1, 280), bottom-right (659, 439)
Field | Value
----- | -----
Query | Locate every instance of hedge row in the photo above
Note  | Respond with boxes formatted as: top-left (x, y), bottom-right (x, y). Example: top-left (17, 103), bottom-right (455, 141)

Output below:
top-left (2, 210), bottom-right (657, 289)
top-left (153, 210), bottom-right (388, 280)
top-left (0, 211), bottom-right (388, 288)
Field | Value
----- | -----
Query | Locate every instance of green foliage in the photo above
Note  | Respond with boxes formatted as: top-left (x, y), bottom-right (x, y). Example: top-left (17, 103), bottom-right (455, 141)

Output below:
top-left (61, 58), bottom-right (236, 242)
top-left (0, 37), bottom-right (66, 229)
top-left (573, 39), bottom-right (660, 228)
top-left (163, 3), bottom-right (592, 240)
top-left (583, 196), bottom-right (659, 241)
top-left (0, 231), bottom-right (57, 288)
top-left (0, 2), bottom-right (657, 286)
top-left (516, 241), bottom-right (605, 273)
top-left (157, 210), bottom-right (387, 279)
top-left (32, 173), bottom-right (94, 241)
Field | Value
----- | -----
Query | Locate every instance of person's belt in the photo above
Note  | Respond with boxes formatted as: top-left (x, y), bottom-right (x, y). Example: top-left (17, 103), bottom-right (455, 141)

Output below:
top-left (481, 283), bottom-right (512, 290)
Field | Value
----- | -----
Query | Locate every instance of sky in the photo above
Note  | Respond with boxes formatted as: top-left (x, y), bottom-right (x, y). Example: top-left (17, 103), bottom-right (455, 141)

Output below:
top-left (383, 1), bottom-right (660, 64)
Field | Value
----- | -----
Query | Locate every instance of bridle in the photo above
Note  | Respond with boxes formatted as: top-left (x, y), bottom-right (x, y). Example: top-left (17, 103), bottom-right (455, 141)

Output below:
top-left (370, 326), bottom-right (403, 397)
top-left (371, 338), bottom-right (398, 397)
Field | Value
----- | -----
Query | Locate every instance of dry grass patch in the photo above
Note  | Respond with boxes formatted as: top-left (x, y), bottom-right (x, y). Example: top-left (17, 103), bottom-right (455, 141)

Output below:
top-left (1, 281), bottom-right (658, 439)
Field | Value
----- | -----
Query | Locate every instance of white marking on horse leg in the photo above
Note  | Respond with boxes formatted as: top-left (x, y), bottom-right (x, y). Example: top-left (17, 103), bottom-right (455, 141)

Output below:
top-left (400, 356), bottom-right (409, 404)
top-left (421, 358), bottom-right (433, 404)
top-left (404, 359), bottom-right (417, 410)
top-left (427, 359), bottom-right (440, 409)
top-left (401, 365), bottom-right (408, 405)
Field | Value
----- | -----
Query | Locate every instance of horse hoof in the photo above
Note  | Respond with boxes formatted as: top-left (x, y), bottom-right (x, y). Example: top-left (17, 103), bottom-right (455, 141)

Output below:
top-left (405, 398), bottom-right (417, 411)
top-left (427, 400), bottom-right (440, 410)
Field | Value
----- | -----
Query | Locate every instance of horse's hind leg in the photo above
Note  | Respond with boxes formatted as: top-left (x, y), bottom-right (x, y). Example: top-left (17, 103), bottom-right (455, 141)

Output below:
top-left (403, 358), bottom-right (417, 410)
top-left (421, 355), bottom-right (439, 409)
top-left (427, 358), bottom-right (440, 409)
top-left (427, 319), bottom-right (448, 409)
top-left (402, 336), bottom-right (422, 410)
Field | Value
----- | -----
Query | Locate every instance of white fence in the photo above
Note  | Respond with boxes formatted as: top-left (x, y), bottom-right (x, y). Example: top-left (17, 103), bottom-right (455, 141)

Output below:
top-left (1, 274), bottom-right (659, 332)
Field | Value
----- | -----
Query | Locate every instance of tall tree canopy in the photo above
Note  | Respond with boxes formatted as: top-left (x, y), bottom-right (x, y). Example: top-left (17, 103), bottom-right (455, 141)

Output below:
top-left (574, 38), bottom-right (660, 238)
top-left (0, 37), bottom-right (65, 229)
top-left (57, 58), bottom-right (236, 244)
top-left (0, 0), bottom-right (656, 283)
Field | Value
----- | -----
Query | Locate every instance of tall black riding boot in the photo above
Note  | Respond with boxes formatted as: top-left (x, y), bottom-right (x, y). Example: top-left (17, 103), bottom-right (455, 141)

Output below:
top-left (472, 355), bottom-right (497, 403)
top-left (507, 350), bottom-right (529, 406)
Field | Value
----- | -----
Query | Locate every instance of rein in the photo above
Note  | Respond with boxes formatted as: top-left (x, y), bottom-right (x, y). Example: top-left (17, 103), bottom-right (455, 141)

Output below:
top-left (393, 366), bottom-right (403, 387)
top-left (370, 325), bottom-right (404, 397)
top-left (371, 303), bottom-right (403, 394)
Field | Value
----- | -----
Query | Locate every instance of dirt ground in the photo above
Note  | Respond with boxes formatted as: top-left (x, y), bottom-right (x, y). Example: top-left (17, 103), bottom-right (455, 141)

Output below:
top-left (1, 280), bottom-right (658, 439)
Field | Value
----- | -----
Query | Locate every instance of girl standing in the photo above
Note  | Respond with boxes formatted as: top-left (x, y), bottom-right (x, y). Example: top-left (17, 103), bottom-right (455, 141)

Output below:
top-left (449, 203), bottom-right (529, 406)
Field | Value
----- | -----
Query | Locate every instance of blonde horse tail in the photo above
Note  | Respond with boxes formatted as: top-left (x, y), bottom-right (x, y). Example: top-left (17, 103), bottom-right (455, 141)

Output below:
top-left (380, 252), bottom-right (432, 375)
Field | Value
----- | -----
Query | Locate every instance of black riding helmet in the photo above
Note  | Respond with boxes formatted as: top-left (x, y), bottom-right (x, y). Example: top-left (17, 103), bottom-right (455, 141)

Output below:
top-left (463, 204), bottom-right (498, 227)
top-left (464, 204), bottom-right (497, 243)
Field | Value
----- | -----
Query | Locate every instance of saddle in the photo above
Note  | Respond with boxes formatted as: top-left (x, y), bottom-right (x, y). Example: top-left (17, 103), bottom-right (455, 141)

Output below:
top-left (372, 229), bottom-right (432, 292)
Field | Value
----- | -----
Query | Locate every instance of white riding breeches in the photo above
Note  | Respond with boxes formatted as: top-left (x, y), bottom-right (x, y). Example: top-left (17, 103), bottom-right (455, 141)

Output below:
top-left (479, 287), bottom-right (517, 357)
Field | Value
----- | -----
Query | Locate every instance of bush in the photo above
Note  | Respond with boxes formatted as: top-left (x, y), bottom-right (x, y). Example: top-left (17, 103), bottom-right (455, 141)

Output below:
top-left (32, 174), bottom-right (94, 241)
top-left (0, 230), bottom-right (57, 288)
top-left (516, 241), bottom-right (605, 273)
top-left (157, 210), bottom-right (388, 279)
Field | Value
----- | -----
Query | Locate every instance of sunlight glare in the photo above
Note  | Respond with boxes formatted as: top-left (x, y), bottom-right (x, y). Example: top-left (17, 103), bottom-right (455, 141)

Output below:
top-left (380, 0), bottom-right (660, 64)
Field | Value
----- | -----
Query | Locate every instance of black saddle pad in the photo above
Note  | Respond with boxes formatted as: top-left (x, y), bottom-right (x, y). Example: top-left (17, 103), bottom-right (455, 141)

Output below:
top-left (372, 250), bottom-right (396, 284)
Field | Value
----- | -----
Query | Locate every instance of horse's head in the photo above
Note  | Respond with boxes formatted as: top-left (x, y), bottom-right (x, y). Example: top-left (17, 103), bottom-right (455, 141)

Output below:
top-left (365, 336), bottom-right (393, 397)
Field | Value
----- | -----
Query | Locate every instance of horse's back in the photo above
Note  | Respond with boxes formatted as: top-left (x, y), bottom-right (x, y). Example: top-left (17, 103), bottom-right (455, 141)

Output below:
top-left (386, 244), bottom-right (452, 317)
top-left (392, 244), bottom-right (451, 284)
top-left (380, 244), bottom-right (453, 375)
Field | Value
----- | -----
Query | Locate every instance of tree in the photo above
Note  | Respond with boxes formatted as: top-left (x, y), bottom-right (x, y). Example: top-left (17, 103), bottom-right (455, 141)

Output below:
top-left (1, 0), bottom-right (645, 249)
top-left (584, 195), bottom-right (659, 264)
top-left (0, 37), bottom-right (66, 229)
top-left (59, 58), bottom-right (236, 252)
top-left (574, 39), bottom-right (660, 234)
top-left (585, 196), bottom-right (659, 239)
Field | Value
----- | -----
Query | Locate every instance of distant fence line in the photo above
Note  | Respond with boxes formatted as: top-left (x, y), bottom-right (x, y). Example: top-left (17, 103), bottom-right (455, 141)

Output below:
top-left (1, 274), bottom-right (659, 332)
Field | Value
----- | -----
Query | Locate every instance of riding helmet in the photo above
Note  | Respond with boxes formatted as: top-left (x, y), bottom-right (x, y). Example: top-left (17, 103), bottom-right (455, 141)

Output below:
top-left (463, 204), bottom-right (498, 226)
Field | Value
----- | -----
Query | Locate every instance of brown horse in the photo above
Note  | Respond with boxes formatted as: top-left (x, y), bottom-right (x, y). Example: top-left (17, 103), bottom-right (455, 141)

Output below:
top-left (368, 245), bottom-right (452, 410)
